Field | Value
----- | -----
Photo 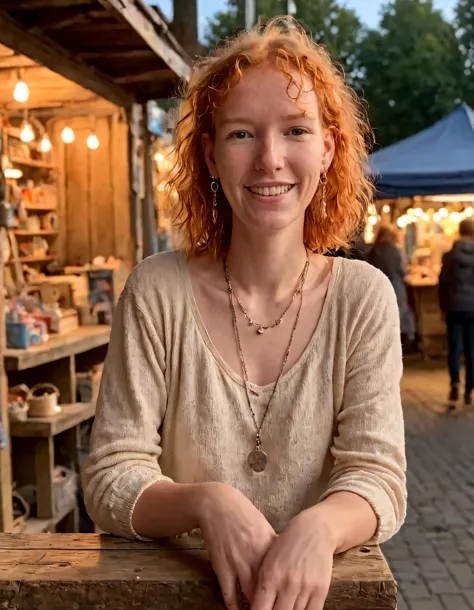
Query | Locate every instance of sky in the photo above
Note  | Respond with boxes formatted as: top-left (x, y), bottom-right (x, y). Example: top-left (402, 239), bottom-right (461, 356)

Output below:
top-left (154, 0), bottom-right (458, 37)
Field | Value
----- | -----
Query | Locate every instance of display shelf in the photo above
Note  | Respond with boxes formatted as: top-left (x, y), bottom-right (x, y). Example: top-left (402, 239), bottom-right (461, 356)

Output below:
top-left (13, 230), bottom-right (58, 237)
top-left (9, 156), bottom-right (56, 170)
top-left (7, 255), bottom-right (56, 265)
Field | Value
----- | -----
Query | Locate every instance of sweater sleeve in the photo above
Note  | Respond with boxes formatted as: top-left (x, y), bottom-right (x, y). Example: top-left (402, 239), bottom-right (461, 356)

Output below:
top-left (318, 271), bottom-right (407, 544)
top-left (82, 283), bottom-right (172, 540)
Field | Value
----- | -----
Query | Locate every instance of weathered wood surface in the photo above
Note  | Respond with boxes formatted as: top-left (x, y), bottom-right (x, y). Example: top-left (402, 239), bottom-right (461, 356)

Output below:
top-left (5, 326), bottom-right (110, 371)
top-left (0, 534), bottom-right (397, 609)
top-left (10, 402), bottom-right (95, 438)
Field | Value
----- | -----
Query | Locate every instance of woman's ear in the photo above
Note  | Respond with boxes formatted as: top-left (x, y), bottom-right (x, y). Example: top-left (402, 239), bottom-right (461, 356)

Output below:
top-left (202, 133), bottom-right (219, 178)
top-left (322, 128), bottom-right (335, 172)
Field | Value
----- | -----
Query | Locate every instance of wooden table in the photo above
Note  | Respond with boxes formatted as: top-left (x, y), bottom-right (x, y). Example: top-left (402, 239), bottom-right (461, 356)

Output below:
top-left (0, 534), bottom-right (397, 609)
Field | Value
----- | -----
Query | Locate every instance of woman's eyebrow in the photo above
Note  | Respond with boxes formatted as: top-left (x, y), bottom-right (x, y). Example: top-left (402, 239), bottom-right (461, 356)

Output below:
top-left (217, 112), bottom-right (311, 128)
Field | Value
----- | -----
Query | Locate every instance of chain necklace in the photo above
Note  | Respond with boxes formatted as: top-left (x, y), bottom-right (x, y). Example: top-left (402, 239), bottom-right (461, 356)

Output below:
top-left (223, 252), bottom-right (309, 473)
top-left (228, 253), bottom-right (309, 335)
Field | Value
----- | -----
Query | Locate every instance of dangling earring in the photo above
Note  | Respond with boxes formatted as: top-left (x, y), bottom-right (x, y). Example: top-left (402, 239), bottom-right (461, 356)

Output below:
top-left (320, 171), bottom-right (327, 220)
top-left (211, 178), bottom-right (219, 224)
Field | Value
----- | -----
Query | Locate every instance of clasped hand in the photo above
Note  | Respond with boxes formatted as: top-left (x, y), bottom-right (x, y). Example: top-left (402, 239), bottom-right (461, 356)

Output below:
top-left (198, 483), bottom-right (335, 610)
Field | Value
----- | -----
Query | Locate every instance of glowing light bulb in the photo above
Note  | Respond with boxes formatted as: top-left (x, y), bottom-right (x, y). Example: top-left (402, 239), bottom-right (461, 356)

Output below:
top-left (414, 208), bottom-right (423, 217)
top-left (451, 212), bottom-right (461, 223)
top-left (13, 80), bottom-right (29, 103)
top-left (383, 204), bottom-right (391, 214)
top-left (61, 126), bottom-right (75, 144)
top-left (465, 207), bottom-right (473, 217)
top-left (40, 133), bottom-right (52, 153)
top-left (87, 132), bottom-right (99, 150)
top-left (368, 215), bottom-right (377, 225)
top-left (433, 213), bottom-right (441, 222)
top-left (439, 208), bottom-right (449, 218)
top-left (20, 121), bottom-right (34, 143)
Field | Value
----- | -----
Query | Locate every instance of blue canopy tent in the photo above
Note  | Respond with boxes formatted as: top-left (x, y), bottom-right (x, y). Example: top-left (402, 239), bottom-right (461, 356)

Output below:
top-left (368, 103), bottom-right (474, 199)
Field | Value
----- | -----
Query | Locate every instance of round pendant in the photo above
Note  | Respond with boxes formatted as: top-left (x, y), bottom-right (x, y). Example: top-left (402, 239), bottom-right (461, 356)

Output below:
top-left (248, 449), bottom-right (268, 473)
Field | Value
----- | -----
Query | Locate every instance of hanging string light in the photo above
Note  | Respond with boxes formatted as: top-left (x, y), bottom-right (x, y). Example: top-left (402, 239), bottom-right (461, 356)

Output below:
top-left (13, 70), bottom-right (29, 103)
top-left (87, 131), bottom-right (99, 150)
top-left (20, 110), bottom-right (34, 143)
top-left (61, 126), bottom-right (75, 144)
top-left (39, 133), bottom-right (52, 153)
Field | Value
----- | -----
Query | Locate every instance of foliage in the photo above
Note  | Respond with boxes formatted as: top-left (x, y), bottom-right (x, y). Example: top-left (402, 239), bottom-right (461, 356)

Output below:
top-left (455, 0), bottom-right (474, 107)
top-left (356, 0), bottom-right (465, 147)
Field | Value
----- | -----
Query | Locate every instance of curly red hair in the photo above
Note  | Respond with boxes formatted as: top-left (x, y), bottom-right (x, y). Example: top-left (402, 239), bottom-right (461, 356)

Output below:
top-left (167, 16), bottom-right (373, 258)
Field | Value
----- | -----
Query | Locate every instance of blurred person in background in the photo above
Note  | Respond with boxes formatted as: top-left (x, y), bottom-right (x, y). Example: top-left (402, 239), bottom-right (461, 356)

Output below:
top-left (367, 225), bottom-right (416, 352)
top-left (439, 218), bottom-right (474, 408)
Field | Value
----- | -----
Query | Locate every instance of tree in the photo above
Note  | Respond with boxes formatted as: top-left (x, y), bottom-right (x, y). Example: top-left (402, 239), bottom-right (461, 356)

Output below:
top-left (203, 0), bottom-right (246, 50)
top-left (455, 0), bottom-right (474, 107)
top-left (171, 0), bottom-right (199, 57)
top-left (203, 0), bottom-right (362, 72)
top-left (356, 0), bottom-right (465, 147)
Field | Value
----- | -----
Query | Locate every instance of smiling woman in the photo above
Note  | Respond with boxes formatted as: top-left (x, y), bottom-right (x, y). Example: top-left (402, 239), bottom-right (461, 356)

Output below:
top-left (83, 16), bottom-right (406, 610)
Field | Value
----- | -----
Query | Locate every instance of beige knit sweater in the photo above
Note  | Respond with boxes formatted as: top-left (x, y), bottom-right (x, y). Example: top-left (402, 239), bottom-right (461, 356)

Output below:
top-left (83, 251), bottom-right (407, 543)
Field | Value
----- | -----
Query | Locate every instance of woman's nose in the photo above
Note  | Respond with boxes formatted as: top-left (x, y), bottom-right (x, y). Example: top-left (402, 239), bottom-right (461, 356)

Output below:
top-left (254, 135), bottom-right (285, 173)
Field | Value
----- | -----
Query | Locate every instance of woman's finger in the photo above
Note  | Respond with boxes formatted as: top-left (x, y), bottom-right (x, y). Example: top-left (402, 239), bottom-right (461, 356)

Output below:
top-left (272, 589), bottom-right (299, 610)
top-left (250, 580), bottom-right (277, 610)
top-left (216, 567), bottom-right (240, 610)
top-left (305, 593), bottom-right (326, 610)
top-left (237, 562), bottom-right (255, 605)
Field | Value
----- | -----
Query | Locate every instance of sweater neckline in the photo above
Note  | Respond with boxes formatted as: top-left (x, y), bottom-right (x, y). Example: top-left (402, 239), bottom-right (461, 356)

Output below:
top-left (178, 251), bottom-right (342, 392)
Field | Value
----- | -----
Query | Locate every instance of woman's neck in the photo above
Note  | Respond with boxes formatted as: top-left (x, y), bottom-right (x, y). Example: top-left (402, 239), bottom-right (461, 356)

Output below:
top-left (225, 224), bottom-right (308, 300)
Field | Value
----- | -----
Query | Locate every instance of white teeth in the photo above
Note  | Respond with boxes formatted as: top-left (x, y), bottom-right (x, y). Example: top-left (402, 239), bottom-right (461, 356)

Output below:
top-left (249, 185), bottom-right (292, 196)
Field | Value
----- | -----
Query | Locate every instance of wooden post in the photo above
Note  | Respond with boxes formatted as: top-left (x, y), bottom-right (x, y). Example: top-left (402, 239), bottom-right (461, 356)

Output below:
top-left (142, 103), bottom-right (158, 259)
top-left (128, 104), bottom-right (143, 266)
top-left (0, 230), bottom-right (13, 533)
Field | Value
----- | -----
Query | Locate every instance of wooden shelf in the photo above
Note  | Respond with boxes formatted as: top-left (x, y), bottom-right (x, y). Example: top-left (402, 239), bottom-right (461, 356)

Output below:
top-left (9, 156), bottom-right (56, 170)
top-left (7, 255), bottom-right (56, 265)
top-left (22, 204), bottom-right (57, 212)
top-left (13, 502), bottom-right (77, 535)
top-left (5, 326), bottom-right (111, 371)
top-left (13, 230), bottom-right (58, 237)
top-left (10, 402), bottom-right (95, 438)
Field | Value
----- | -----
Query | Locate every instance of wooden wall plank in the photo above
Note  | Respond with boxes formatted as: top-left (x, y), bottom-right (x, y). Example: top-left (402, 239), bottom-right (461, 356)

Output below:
top-left (52, 119), bottom-right (68, 264)
top-left (65, 116), bottom-right (90, 265)
top-left (89, 116), bottom-right (114, 259)
top-left (110, 113), bottom-right (132, 262)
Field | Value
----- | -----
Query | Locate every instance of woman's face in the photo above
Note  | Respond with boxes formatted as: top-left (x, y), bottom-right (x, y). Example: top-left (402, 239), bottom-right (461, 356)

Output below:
top-left (203, 64), bottom-right (335, 236)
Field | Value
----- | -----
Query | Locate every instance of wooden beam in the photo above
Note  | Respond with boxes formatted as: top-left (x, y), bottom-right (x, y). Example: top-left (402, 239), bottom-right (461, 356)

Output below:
top-left (0, 229), bottom-right (13, 534)
top-left (113, 69), bottom-right (174, 85)
top-left (0, 11), bottom-right (135, 108)
top-left (42, 13), bottom-right (91, 31)
top-left (97, 0), bottom-right (190, 81)
top-left (1, 0), bottom-right (96, 8)
top-left (78, 49), bottom-right (155, 60)
top-left (0, 55), bottom-right (37, 68)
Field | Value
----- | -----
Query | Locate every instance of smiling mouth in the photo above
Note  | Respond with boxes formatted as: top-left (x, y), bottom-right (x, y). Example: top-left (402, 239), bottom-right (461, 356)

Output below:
top-left (246, 184), bottom-right (295, 197)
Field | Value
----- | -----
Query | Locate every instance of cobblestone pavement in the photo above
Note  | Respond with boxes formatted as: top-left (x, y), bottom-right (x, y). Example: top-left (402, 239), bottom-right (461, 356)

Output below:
top-left (383, 358), bottom-right (474, 610)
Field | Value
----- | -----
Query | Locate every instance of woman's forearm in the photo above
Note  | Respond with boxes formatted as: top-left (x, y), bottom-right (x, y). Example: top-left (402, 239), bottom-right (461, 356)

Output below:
top-left (132, 480), bottom-right (213, 538)
top-left (300, 491), bottom-right (378, 554)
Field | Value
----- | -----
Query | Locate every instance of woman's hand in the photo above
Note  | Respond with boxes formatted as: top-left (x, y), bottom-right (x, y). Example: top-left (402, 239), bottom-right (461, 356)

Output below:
top-left (196, 482), bottom-right (277, 609)
top-left (250, 509), bottom-right (336, 610)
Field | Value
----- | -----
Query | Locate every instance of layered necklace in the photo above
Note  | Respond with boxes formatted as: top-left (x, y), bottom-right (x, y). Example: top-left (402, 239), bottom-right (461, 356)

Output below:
top-left (223, 251), bottom-right (309, 473)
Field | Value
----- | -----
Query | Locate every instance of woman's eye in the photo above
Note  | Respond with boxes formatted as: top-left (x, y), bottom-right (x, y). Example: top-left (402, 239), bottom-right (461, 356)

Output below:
top-left (229, 131), bottom-right (251, 139)
top-left (287, 127), bottom-right (309, 136)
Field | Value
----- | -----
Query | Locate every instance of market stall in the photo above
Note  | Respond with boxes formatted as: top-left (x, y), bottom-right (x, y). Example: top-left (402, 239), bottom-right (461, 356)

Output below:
top-left (0, 1), bottom-right (191, 533)
top-left (367, 103), bottom-right (474, 357)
